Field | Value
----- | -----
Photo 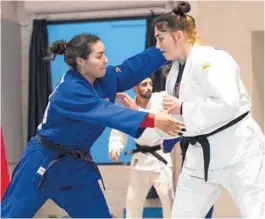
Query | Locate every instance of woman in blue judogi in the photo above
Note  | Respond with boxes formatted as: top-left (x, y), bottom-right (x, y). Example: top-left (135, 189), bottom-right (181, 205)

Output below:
top-left (1, 34), bottom-right (184, 218)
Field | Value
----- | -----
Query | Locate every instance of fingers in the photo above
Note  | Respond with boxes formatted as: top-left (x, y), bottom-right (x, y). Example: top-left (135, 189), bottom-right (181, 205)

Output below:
top-left (123, 97), bottom-right (130, 105)
top-left (111, 155), bottom-right (118, 162)
top-left (163, 95), bottom-right (175, 102)
top-left (163, 95), bottom-right (179, 102)
top-left (167, 118), bottom-right (186, 136)
top-left (116, 92), bottom-right (130, 100)
top-left (116, 92), bottom-right (126, 99)
top-left (170, 118), bottom-right (185, 128)
top-left (116, 93), bottom-right (127, 104)
top-left (116, 94), bottom-right (125, 105)
top-left (162, 102), bottom-right (172, 110)
top-left (167, 105), bottom-right (176, 114)
top-left (162, 95), bottom-right (175, 110)
top-left (122, 92), bottom-right (131, 99)
top-left (162, 95), bottom-right (182, 112)
top-left (116, 93), bottom-right (133, 108)
top-left (110, 150), bottom-right (120, 162)
top-left (168, 127), bottom-right (182, 136)
top-left (154, 111), bottom-right (185, 136)
top-left (123, 95), bottom-right (133, 104)
top-left (166, 128), bottom-right (185, 137)
top-left (120, 98), bottom-right (131, 109)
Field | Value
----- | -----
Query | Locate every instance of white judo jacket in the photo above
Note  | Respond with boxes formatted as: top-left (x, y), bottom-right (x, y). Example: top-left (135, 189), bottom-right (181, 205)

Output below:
top-left (109, 92), bottom-right (172, 171)
top-left (166, 43), bottom-right (264, 170)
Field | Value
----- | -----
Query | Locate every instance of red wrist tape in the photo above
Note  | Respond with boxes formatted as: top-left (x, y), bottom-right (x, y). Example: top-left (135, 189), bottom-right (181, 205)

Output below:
top-left (140, 113), bottom-right (155, 128)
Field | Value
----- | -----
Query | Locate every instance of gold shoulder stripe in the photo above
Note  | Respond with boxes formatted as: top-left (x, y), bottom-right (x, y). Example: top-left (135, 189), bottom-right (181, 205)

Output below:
top-left (202, 62), bottom-right (210, 71)
top-left (115, 67), bottom-right (121, 73)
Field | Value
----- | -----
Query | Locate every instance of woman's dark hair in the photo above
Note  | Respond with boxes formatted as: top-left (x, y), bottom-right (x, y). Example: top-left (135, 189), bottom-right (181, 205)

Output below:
top-left (153, 1), bottom-right (198, 44)
top-left (45, 33), bottom-right (100, 69)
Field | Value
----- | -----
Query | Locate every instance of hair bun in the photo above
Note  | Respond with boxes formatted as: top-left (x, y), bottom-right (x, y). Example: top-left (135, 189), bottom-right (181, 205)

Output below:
top-left (173, 1), bottom-right (191, 15)
top-left (49, 40), bottom-right (67, 55)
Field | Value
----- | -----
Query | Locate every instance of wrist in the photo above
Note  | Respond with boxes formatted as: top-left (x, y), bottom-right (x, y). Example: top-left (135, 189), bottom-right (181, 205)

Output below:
top-left (140, 113), bottom-right (155, 128)
top-left (131, 106), bottom-right (139, 110)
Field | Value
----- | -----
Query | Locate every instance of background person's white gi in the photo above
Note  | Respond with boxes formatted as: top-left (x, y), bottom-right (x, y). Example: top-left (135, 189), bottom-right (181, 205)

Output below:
top-left (109, 92), bottom-right (174, 218)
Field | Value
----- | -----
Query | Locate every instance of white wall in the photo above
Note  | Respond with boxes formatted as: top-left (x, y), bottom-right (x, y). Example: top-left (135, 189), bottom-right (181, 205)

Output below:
top-left (251, 31), bottom-right (264, 131)
top-left (23, 1), bottom-right (165, 13)
top-left (1, 1), bottom-right (23, 163)
top-left (1, 1), bottom-right (18, 22)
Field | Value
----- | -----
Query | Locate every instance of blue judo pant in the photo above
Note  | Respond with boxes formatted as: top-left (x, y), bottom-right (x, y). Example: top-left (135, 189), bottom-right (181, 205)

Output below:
top-left (1, 137), bottom-right (111, 218)
top-left (163, 138), bottom-right (214, 218)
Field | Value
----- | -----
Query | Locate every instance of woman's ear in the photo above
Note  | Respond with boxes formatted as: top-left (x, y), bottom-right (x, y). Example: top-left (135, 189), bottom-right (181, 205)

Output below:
top-left (76, 57), bottom-right (84, 67)
top-left (172, 30), bottom-right (185, 42)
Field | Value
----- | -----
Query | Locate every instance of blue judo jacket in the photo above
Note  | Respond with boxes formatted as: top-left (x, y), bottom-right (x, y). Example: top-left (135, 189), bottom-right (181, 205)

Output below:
top-left (38, 46), bottom-right (166, 149)
top-left (28, 46), bottom-right (167, 187)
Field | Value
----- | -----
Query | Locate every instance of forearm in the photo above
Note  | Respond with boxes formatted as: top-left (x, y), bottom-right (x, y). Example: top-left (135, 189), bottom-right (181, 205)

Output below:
top-left (116, 47), bottom-right (167, 92)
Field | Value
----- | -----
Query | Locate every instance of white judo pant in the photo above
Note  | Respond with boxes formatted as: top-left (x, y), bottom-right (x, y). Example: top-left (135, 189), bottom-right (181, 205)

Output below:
top-left (126, 166), bottom-right (174, 218)
top-left (172, 154), bottom-right (264, 218)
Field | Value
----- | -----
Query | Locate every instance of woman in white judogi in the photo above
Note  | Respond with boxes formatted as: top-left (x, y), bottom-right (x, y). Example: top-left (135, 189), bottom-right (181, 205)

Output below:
top-left (153, 1), bottom-right (264, 218)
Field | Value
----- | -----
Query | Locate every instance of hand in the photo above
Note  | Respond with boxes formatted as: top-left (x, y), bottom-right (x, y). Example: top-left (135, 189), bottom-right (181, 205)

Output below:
top-left (154, 112), bottom-right (185, 136)
top-left (162, 95), bottom-right (182, 115)
top-left (109, 148), bottom-right (122, 162)
top-left (116, 93), bottom-right (139, 110)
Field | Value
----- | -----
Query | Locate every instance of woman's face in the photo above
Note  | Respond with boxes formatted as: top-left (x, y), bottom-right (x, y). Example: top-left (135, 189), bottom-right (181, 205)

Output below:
top-left (78, 41), bottom-right (108, 79)
top-left (154, 26), bottom-right (186, 61)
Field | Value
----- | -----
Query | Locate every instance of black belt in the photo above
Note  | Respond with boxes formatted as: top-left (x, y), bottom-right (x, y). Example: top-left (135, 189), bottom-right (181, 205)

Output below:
top-left (125, 143), bottom-right (168, 165)
top-left (180, 111), bottom-right (249, 182)
top-left (36, 134), bottom-right (105, 190)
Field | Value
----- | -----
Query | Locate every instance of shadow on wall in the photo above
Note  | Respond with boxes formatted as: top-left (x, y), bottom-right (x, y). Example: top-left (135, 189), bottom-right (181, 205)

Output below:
top-left (251, 31), bottom-right (264, 132)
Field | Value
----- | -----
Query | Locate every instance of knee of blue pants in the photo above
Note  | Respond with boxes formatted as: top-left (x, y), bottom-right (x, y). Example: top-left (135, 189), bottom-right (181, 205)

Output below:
top-left (53, 181), bottom-right (112, 218)
top-left (65, 194), bottom-right (112, 218)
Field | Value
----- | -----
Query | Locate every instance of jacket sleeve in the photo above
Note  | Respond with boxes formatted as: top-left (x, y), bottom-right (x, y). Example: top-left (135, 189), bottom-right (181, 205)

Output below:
top-left (108, 129), bottom-right (128, 153)
top-left (53, 81), bottom-right (147, 138)
top-left (109, 46), bottom-right (167, 92)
